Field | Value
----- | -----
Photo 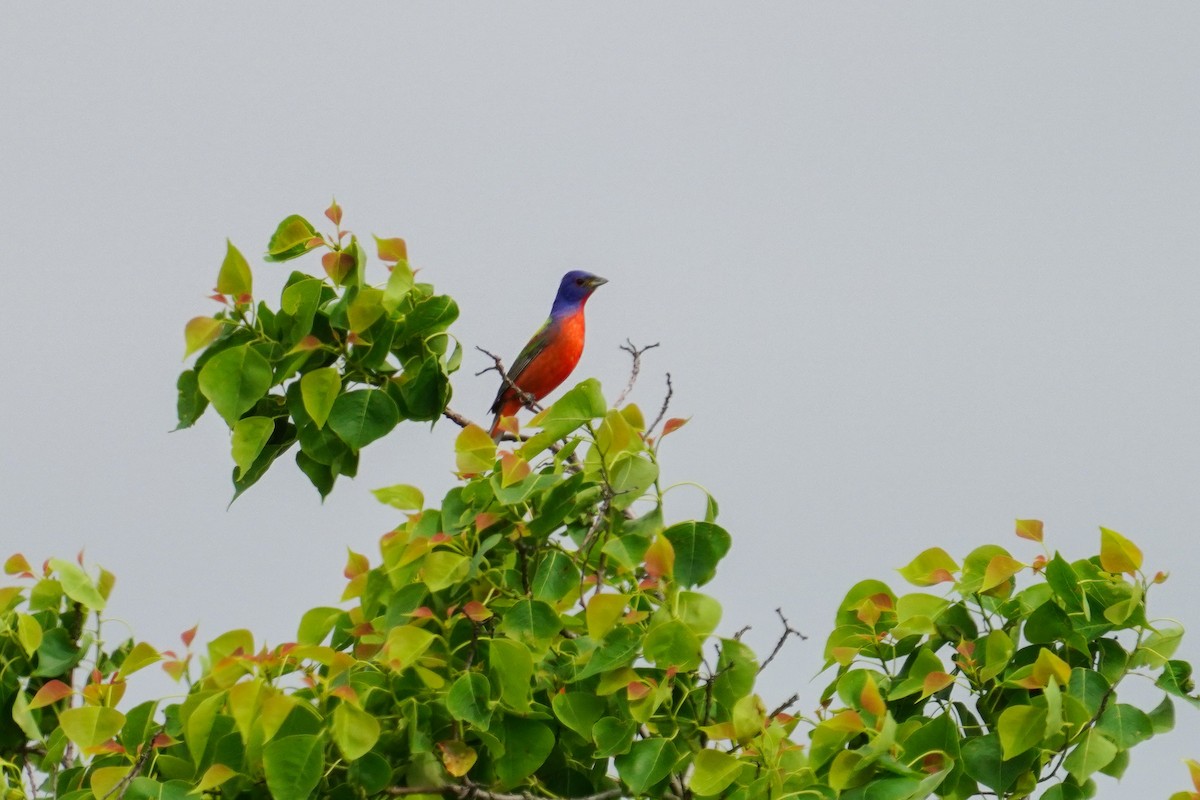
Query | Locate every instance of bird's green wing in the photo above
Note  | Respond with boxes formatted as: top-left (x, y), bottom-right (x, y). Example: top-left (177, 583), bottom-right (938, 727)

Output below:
top-left (490, 318), bottom-right (553, 411)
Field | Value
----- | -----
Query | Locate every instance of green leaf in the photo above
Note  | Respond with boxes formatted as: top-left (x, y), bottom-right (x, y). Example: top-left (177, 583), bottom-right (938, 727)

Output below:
top-left (48, 558), bottom-right (106, 610)
top-left (961, 733), bottom-right (1033, 793)
top-left (607, 453), bottom-right (658, 510)
top-left (1095, 703), bottom-right (1153, 748)
top-left (263, 734), bottom-right (324, 800)
top-left (265, 215), bottom-right (319, 262)
top-left (382, 259), bottom-right (415, 313)
top-left (678, 592), bottom-right (723, 638)
top-left (175, 369), bottom-right (209, 429)
top-left (499, 599), bottom-right (560, 651)
top-left (663, 521), bottom-right (732, 587)
top-left (300, 368), bottom-right (341, 429)
top-left (372, 484), bottom-right (424, 511)
top-left (58, 706), bottom-right (125, 748)
top-left (495, 718), bottom-right (554, 787)
top-left (1147, 695), bottom-right (1175, 734)
top-left (531, 550), bottom-right (579, 603)
top-left (519, 378), bottom-right (607, 457)
top-left (690, 749), bottom-right (743, 796)
top-left (333, 702), bottom-right (381, 760)
top-left (197, 345), bottom-right (273, 426)
top-left (447, 672), bottom-right (492, 730)
top-left (1063, 729), bottom-right (1118, 782)
top-left (231, 416), bottom-right (274, 478)
top-left (644, 619), bottom-right (702, 670)
top-left (551, 692), bottom-right (605, 740)
top-left (217, 240), bottom-right (253, 297)
top-left (328, 389), bottom-right (400, 450)
top-left (593, 716), bottom-right (637, 758)
top-left (997, 705), bottom-right (1047, 759)
top-left (487, 639), bottom-right (534, 711)
top-left (615, 738), bottom-right (680, 795)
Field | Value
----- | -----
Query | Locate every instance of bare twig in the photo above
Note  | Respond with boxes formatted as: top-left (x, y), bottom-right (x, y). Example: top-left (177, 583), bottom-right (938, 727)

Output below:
top-left (387, 784), bottom-right (624, 800)
top-left (442, 407), bottom-right (473, 428)
top-left (769, 693), bottom-right (801, 719)
top-left (647, 372), bottom-right (674, 436)
top-left (732, 624), bottom-right (751, 641)
top-left (614, 339), bottom-right (660, 407)
top-left (105, 735), bottom-right (157, 800)
top-left (475, 346), bottom-right (542, 413)
top-left (757, 608), bottom-right (806, 675)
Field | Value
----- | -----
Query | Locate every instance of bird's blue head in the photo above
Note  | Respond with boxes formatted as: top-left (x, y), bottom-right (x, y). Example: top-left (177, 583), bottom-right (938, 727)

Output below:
top-left (550, 270), bottom-right (607, 316)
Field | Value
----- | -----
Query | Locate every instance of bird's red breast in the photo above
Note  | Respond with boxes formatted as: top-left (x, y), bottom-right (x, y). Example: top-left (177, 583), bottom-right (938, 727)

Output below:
top-left (490, 310), bottom-right (586, 433)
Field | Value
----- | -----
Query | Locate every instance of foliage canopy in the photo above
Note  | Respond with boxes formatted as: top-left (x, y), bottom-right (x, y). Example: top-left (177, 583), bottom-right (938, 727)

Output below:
top-left (2, 205), bottom-right (1198, 800)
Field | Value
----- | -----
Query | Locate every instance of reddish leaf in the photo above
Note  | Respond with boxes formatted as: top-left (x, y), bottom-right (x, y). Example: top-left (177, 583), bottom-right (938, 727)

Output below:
top-left (627, 682), bottom-right (651, 701)
top-left (151, 732), bottom-right (177, 748)
top-left (322, 251), bottom-right (356, 284)
top-left (643, 535), bottom-right (675, 580)
top-left (325, 199), bottom-right (343, 226)
top-left (411, 606), bottom-right (435, 619)
top-left (331, 685), bottom-right (359, 704)
top-left (661, 417), bottom-right (690, 437)
top-left (28, 680), bottom-right (73, 709)
top-left (180, 625), bottom-right (198, 648)
top-left (3, 553), bottom-right (31, 576)
top-left (463, 601), bottom-right (492, 622)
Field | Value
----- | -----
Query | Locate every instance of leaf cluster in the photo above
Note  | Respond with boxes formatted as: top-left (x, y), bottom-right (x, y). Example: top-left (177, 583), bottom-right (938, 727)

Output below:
top-left (177, 202), bottom-right (460, 499)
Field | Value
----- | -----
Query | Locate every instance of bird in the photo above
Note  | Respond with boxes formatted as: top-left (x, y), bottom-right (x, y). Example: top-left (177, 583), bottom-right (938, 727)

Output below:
top-left (488, 270), bottom-right (608, 440)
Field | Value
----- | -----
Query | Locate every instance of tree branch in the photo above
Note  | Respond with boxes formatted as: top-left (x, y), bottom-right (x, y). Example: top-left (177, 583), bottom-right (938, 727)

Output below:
top-left (757, 607), bottom-right (806, 675)
top-left (614, 339), bottom-right (660, 408)
top-left (769, 693), bottom-right (800, 719)
top-left (647, 372), bottom-right (674, 436)
top-left (475, 346), bottom-right (542, 413)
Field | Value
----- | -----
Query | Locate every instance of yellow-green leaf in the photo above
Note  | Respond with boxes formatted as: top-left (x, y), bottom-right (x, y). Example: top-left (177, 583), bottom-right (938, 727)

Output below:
top-left (16, 613), bottom-right (42, 656)
top-left (48, 558), bottom-right (106, 611)
top-left (120, 642), bottom-right (162, 677)
top-left (195, 764), bottom-right (238, 793)
top-left (300, 367), bottom-right (341, 429)
top-left (1015, 519), bottom-right (1044, 542)
top-left (231, 416), bottom-right (274, 478)
top-left (980, 555), bottom-right (1025, 592)
top-left (998, 705), bottom-right (1047, 758)
top-left (897, 547), bottom-right (959, 587)
top-left (217, 240), bottom-right (252, 297)
top-left (333, 702), bottom-right (381, 760)
top-left (58, 706), bottom-right (125, 748)
top-left (455, 424), bottom-right (496, 475)
top-left (184, 317), bottom-right (224, 359)
top-left (1099, 527), bottom-right (1142, 574)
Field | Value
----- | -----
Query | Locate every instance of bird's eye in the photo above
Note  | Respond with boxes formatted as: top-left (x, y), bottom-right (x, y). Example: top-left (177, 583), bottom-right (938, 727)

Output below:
top-left (575, 277), bottom-right (585, 286)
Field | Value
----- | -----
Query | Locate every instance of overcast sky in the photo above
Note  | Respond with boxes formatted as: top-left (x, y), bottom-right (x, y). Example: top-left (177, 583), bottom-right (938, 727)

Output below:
top-left (2, 4), bottom-right (1198, 797)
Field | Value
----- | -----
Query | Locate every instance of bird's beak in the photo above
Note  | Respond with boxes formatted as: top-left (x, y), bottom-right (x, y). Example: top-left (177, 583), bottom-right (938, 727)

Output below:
top-left (587, 276), bottom-right (608, 288)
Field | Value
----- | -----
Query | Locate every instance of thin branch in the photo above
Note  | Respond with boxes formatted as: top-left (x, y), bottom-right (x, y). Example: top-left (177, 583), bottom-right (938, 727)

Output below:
top-left (733, 625), bottom-right (751, 641)
top-left (647, 372), bottom-right (674, 436)
top-left (106, 735), bottom-right (157, 800)
top-left (769, 693), bottom-right (800, 719)
top-left (442, 407), bottom-right (473, 428)
top-left (387, 785), bottom-right (624, 800)
top-left (475, 346), bottom-right (542, 413)
top-left (614, 339), bottom-right (660, 407)
top-left (757, 608), bottom-right (806, 675)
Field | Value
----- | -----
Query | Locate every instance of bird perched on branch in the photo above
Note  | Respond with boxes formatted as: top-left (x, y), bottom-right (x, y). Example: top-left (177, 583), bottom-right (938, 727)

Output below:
top-left (489, 270), bottom-right (608, 440)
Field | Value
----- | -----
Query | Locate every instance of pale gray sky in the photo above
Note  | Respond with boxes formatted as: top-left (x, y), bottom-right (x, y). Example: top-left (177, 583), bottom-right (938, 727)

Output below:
top-left (2, 4), bottom-right (1198, 797)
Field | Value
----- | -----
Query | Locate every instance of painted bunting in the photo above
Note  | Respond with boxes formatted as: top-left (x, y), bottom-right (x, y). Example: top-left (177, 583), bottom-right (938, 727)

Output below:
top-left (489, 270), bottom-right (608, 440)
